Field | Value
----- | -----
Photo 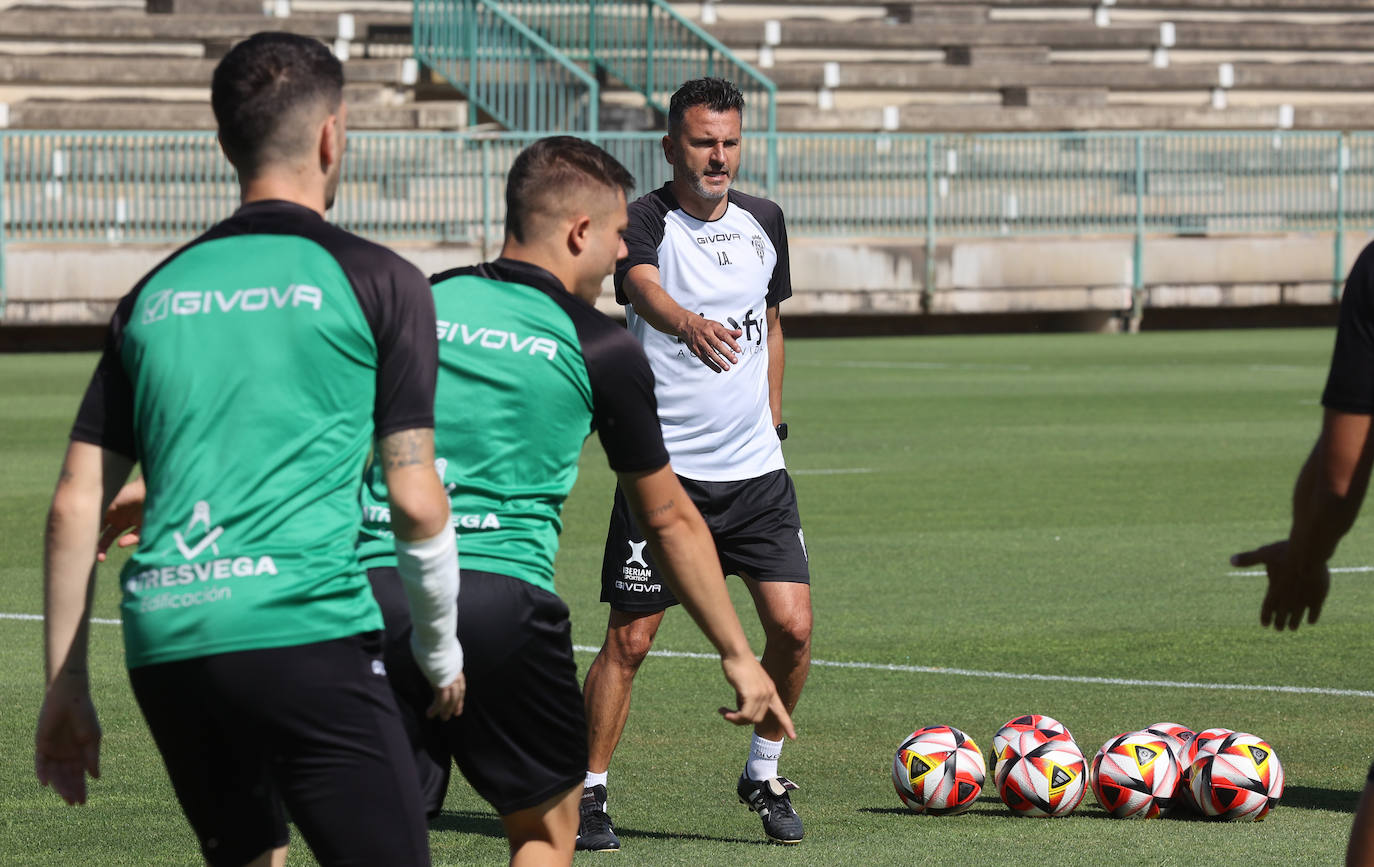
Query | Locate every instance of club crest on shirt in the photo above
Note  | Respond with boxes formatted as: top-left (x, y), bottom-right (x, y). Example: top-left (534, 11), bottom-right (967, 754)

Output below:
top-left (751, 234), bottom-right (766, 264)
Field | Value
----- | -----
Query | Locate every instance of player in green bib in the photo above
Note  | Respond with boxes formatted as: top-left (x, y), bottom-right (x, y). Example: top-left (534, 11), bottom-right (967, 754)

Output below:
top-left (36, 33), bottom-right (462, 867)
top-left (356, 137), bottom-right (792, 865)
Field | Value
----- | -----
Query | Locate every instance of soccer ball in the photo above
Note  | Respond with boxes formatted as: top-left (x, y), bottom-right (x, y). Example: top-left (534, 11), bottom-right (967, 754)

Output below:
top-left (991, 714), bottom-right (1075, 769)
top-left (1144, 722), bottom-right (1195, 807)
top-left (1178, 727), bottom-right (1236, 810)
top-left (995, 728), bottom-right (1088, 817)
top-left (1188, 732), bottom-right (1284, 821)
top-left (893, 725), bottom-right (987, 816)
top-left (1090, 731), bottom-right (1180, 819)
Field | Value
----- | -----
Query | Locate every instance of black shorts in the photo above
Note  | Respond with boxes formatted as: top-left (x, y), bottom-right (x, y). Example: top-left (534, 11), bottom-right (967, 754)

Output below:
top-left (128, 632), bottom-right (430, 867)
top-left (369, 567), bottom-right (587, 816)
top-left (600, 468), bottom-right (810, 613)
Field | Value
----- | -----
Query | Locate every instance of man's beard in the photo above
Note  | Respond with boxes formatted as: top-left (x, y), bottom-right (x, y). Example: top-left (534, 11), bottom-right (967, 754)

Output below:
top-left (689, 170), bottom-right (729, 201)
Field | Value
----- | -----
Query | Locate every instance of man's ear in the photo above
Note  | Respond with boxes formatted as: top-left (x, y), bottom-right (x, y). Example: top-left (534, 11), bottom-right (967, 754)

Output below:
top-left (319, 111), bottom-right (343, 174)
top-left (567, 214), bottom-right (592, 256)
top-left (661, 133), bottom-right (674, 166)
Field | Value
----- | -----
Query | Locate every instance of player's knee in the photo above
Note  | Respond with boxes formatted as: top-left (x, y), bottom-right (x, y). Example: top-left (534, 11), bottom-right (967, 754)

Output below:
top-left (602, 621), bottom-right (658, 669)
top-left (765, 606), bottom-right (812, 655)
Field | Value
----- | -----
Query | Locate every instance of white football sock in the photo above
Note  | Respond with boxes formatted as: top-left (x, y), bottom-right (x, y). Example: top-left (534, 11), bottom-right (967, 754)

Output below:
top-left (585, 770), bottom-right (608, 791)
top-left (746, 733), bottom-right (784, 781)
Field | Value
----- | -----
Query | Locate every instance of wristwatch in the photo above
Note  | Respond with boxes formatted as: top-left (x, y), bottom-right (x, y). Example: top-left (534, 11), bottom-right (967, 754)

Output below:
top-left (775, 423), bottom-right (788, 441)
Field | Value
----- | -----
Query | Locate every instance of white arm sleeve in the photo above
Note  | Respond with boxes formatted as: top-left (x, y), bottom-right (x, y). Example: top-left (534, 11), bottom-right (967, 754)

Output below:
top-left (394, 528), bottom-right (463, 688)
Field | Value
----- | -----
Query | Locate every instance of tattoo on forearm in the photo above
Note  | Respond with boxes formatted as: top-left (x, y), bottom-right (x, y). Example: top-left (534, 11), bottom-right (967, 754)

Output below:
top-left (645, 499), bottom-right (674, 520)
top-left (379, 429), bottom-right (431, 470)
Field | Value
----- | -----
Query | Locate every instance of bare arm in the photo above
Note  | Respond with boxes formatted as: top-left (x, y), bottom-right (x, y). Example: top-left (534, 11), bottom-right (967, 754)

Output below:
top-left (1232, 408), bottom-right (1374, 630)
top-left (378, 427), bottom-right (450, 541)
top-left (377, 428), bottom-right (464, 718)
top-left (766, 305), bottom-right (784, 427)
top-left (617, 464), bottom-right (795, 737)
top-left (623, 263), bottom-right (743, 373)
top-left (37, 441), bottom-right (134, 805)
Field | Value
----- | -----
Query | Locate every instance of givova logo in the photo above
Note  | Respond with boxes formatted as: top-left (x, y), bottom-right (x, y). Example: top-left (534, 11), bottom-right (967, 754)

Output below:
top-left (142, 284), bottom-right (323, 324)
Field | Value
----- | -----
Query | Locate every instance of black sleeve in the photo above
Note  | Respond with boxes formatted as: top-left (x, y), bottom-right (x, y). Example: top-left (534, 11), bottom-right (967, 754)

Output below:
top-left (70, 289), bottom-right (140, 460)
top-left (1322, 242), bottom-right (1374, 414)
top-left (328, 234), bottom-right (438, 437)
top-left (761, 202), bottom-right (793, 308)
top-left (584, 323), bottom-right (670, 473)
top-left (613, 193), bottom-right (670, 305)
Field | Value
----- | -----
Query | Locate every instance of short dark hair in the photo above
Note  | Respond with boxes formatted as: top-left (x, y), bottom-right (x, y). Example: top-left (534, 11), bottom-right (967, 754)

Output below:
top-left (211, 32), bottom-right (344, 176)
top-left (504, 136), bottom-right (636, 242)
top-left (667, 78), bottom-right (745, 135)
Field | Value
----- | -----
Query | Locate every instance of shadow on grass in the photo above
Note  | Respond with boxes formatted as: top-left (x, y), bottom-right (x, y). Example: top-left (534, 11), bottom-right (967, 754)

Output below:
top-left (1281, 785), bottom-right (1359, 814)
top-left (859, 784), bottom-right (1360, 820)
top-left (618, 826), bottom-right (771, 846)
top-left (429, 811), bottom-right (770, 846)
top-left (430, 810), bottom-right (506, 839)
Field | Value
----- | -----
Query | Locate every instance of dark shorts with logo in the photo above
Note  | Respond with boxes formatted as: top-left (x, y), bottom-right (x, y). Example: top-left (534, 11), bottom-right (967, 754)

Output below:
top-left (599, 468), bottom-right (810, 613)
top-left (369, 567), bottom-right (587, 817)
top-left (128, 632), bottom-right (430, 867)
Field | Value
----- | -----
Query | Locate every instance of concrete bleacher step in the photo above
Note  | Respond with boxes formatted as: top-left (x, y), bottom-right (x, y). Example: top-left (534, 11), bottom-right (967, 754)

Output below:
top-left (0, 55), bottom-right (411, 85)
top-left (790, 0), bottom-right (1374, 8)
top-left (775, 102), bottom-right (1297, 131)
top-left (946, 46), bottom-right (1051, 65)
top-left (7, 99), bottom-right (465, 129)
top-left (768, 60), bottom-right (1374, 92)
top-left (708, 17), bottom-right (1374, 51)
top-left (0, 10), bottom-right (409, 43)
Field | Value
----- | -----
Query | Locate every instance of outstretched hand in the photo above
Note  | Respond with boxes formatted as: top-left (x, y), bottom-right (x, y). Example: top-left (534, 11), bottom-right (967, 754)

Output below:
top-left (680, 315), bottom-right (743, 373)
top-left (97, 477), bottom-right (146, 561)
top-left (717, 655), bottom-right (796, 739)
top-left (1231, 540), bottom-right (1331, 631)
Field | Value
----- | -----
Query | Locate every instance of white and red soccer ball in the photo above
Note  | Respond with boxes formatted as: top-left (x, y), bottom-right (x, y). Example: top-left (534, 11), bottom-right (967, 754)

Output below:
top-left (892, 725), bottom-right (987, 816)
top-left (994, 728), bottom-right (1088, 817)
top-left (1188, 732), bottom-right (1284, 821)
top-left (992, 714), bottom-right (1074, 759)
top-left (1090, 731), bottom-right (1180, 819)
top-left (1144, 722), bottom-right (1196, 807)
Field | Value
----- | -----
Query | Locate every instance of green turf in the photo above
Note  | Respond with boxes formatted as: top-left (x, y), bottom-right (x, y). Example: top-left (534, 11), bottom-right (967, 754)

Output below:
top-left (2, 330), bottom-right (1369, 865)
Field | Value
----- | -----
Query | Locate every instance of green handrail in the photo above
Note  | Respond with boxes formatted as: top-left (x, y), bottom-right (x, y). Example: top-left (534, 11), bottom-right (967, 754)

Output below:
top-left (495, 0), bottom-right (779, 193)
top-left (413, 0), bottom-right (599, 134)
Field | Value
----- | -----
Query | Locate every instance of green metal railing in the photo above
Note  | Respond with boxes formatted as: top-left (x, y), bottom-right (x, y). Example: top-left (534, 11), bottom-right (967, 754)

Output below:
top-left (4, 129), bottom-right (1374, 321)
top-left (497, 0), bottom-right (779, 191)
top-left (413, 0), bottom-right (599, 134)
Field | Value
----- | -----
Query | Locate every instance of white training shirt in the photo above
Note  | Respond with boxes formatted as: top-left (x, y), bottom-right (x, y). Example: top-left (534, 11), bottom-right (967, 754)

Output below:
top-left (614, 184), bottom-right (793, 482)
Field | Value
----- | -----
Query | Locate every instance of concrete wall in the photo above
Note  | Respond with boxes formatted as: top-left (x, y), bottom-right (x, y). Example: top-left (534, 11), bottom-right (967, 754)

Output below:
top-left (4, 232), bottom-right (1364, 327)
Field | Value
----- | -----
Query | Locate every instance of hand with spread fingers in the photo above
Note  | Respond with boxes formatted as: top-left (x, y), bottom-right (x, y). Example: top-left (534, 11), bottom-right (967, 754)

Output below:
top-left (680, 313), bottom-right (743, 373)
top-left (1231, 541), bottom-right (1331, 632)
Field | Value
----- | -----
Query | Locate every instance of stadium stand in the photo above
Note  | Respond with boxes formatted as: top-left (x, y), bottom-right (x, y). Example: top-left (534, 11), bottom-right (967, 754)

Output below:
top-left (693, 0), bottom-right (1374, 131)
top-left (0, 0), bottom-right (465, 129)
top-left (0, 0), bottom-right (1368, 335)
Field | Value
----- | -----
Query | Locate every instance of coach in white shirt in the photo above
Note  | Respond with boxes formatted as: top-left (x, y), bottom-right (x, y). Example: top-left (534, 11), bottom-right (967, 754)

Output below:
top-left (577, 77), bottom-right (813, 851)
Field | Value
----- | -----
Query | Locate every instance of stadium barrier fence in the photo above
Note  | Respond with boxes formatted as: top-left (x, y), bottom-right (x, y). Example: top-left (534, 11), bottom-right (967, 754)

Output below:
top-left (3, 128), bottom-right (1372, 320)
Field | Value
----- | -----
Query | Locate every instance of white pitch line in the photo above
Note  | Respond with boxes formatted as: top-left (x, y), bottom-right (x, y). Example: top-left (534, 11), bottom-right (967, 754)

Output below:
top-left (794, 360), bottom-right (1033, 372)
top-left (0, 613), bottom-right (122, 625)
top-left (5, 614), bottom-right (1365, 699)
top-left (791, 468), bottom-right (874, 476)
top-left (1228, 566), bottom-right (1374, 577)
top-left (570, 646), bottom-right (1374, 700)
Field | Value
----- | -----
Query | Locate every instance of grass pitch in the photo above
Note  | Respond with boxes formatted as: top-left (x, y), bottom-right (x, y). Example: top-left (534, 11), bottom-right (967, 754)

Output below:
top-left (2, 329), bottom-right (1370, 865)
